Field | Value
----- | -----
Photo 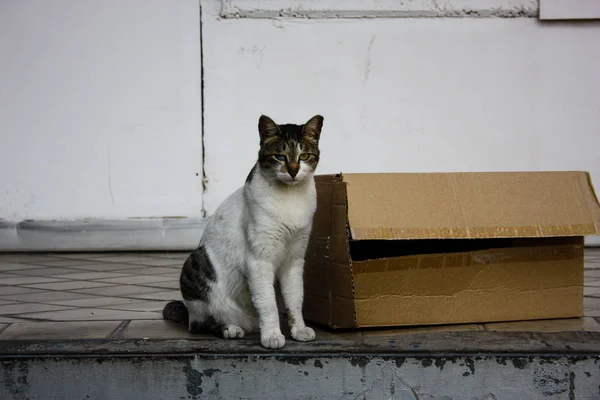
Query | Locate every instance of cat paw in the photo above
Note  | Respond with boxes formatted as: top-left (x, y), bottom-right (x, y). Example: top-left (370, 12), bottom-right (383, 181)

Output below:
top-left (260, 331), bottom-right (286, 349)
top-left (222, 325), bottom-right (245, 339)
top-left (291, 326), bottom-right (316, 342)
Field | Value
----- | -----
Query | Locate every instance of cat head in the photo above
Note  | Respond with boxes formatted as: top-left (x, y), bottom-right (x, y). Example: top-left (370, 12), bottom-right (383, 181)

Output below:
top-left (257, 114), bottom-right (324, 185)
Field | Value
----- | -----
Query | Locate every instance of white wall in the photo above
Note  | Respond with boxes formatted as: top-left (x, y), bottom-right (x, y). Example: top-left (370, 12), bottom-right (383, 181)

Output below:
top-left (0, 0), bottom-right (203, 221)
top-left (202, 3), bottom-right (600, 215)
top-left (1, 0), bottom-right (599, 249)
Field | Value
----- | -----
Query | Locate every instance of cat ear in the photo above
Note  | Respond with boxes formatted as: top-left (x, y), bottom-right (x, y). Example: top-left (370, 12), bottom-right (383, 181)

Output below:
top-left (258, 115), bottom-right (280, 143)
top-left (303, 115), bottom-right (324, 142)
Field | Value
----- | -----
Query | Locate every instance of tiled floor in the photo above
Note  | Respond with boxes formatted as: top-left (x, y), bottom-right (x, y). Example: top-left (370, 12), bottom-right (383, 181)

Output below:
top-left (0, 249), bottom-right (600, 340)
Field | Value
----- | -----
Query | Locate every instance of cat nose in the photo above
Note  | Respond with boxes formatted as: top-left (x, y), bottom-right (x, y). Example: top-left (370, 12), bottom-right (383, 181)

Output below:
top-left (288, 162), bottom-right (299, 178)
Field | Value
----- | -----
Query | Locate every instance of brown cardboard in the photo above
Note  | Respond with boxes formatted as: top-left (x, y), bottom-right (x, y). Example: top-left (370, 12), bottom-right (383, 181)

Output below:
top-left (303, 172), bottom-right (600, 329)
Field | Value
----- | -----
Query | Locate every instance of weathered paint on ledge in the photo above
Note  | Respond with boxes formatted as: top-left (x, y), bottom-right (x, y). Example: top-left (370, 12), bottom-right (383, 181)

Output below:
top-left (218, 0), bottom-right (540, 19)
top-left (0, 218), bottom-right (206, 252)
top-left (1, 354), bottom-right (599, 399)
top-left (2, 332), bottom-right (600, 399)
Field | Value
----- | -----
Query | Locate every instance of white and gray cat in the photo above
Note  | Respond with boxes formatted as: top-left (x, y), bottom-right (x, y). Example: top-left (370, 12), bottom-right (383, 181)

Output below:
top-left (163, 114), bottom-right (324, 349)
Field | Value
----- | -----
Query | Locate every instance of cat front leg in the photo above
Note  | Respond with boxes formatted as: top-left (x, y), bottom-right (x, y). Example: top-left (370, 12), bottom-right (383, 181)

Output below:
top-left (247, 257), bottom-right (286, 349)
top-left (279, 228), bottom-right (316, 343)
top-left (279, 257), bottom-right (316, 342)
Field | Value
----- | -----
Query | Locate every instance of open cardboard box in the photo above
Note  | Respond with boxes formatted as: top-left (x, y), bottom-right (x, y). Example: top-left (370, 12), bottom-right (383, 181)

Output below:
top-left (303, 171), bottom-right (600, 329)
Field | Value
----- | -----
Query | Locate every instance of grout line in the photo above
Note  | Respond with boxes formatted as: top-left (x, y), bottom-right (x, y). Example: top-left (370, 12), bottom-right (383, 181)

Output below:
top-left (1, 257), bottom-right (182, 268)
top-left (0, 260), bottom-right (186, 271)
top-left (15, 282), bottom-right (122, 293)
top-left (1, 315), bottom-right (57, 322)
top-left (108, 320), bottom-right (131, 339)
top-left (0, 323), bottom-right (11, 334)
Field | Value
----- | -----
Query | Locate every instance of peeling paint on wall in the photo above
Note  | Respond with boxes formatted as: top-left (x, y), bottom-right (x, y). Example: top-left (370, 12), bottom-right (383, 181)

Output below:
top-left (219, 0), bottom-right (539, 19)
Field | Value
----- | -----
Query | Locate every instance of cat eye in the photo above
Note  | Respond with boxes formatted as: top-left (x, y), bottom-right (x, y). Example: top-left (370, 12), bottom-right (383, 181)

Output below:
top-left (273, 154), bottom-right (287, 162)
top-left (299, 153), bottom-right (311, 161)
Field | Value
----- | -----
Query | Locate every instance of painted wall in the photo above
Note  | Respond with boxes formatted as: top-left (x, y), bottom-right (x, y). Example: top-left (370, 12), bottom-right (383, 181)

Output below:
top-left (202, 2), bottom-right (600, 216)
top-left (1, 0), bottom-right (599, 248)
top-left (0, 0), bottom-right (203, 220)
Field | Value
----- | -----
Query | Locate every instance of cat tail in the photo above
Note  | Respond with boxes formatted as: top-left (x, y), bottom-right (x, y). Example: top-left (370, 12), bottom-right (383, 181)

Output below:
top-left (163, 300), bottom-right (189, 326)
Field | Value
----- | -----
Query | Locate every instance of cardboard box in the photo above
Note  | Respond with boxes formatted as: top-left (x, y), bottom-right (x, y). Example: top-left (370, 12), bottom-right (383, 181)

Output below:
top-left (303, 171), bottom-right (600, 329)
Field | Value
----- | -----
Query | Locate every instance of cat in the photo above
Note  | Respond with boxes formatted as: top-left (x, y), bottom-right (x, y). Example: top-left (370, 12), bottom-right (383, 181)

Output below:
top-left (163, 114), bottom-right (324, 349)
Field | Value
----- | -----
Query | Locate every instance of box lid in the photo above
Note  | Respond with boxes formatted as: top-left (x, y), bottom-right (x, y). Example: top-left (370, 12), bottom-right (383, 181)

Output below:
top-left (341, 171), bottom-right (600, 240)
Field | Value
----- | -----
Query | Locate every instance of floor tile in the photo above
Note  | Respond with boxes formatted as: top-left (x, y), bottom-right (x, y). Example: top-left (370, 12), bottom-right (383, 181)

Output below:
top-left (0, 273), bottom-right (24, 280)
top-left (2, 249), bottom-right (599, 343)
top-left (90, 255), bottom-right (165, 263)
top-left (109, 267), bottom-right (181, 275)
top-left (117, 320), bottom-right (206, 339)
top-left (584, 269), bottom-right (600, 278)
top-left (152, 253), bottom-right (189, 260)
top-left (585, 259), bottom-right (600, 266)
top-left (0, 263), bottom-right (42, 272)
top-left (51, 272), bottom-right (134, 281)
top-left (484, 317), bottom-right (600, 332)
top-left (0, 316), bottom-right (30, 323)
top-left (139, 280), bottom-right (180, 290)
top-left (121, 258), bottom-right (182, 267)
top-left (584, 297), bottom-right (600, 310)
top-left (49, 297), bottom-right (142, 308)
top-left (1, 290), bottom-right (92, 303)
top-left (584, 286), bottom-right (600, 297)
top-left (23, 281), bottom-right (117, 291)
top-left (0, 321), bottom-right (122, 340)
top-left (51, 253), bottom-right (114, 260)
top-left (21, 308), bottom-right (162, 321)
top-left (104, 301), bottom-right (168, 312)
top-left (584, 250), bottom-right (600, 259)
top-left (0, 286), bottom-right (46, 296)
top-left (27, 259), bottom-right (100, 267)
top-left (55, 262), bottom-right (151, 272)
top-left (125, 290), bottom-right (182, 301)
top-left (15, 267), bottom-right (89, 277)
top-left (0, 303), bottom-right (74, 315)
top-left (0, 255), bottom-right (60, 264)
top-left (94, 275), bottom-right (178, 285)
top-left (0, 276), bottom-right (68, 285)
top-left (71, 285), bottom-right (166, 296)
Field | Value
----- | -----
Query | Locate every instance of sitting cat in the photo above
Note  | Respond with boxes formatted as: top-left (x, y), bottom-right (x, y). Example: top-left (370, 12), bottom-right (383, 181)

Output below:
top-left (163, 114), bottom-right (324, 349)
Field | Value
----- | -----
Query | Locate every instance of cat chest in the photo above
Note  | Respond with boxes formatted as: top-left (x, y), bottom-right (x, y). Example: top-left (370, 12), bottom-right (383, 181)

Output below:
top-left (269, 198), bottom-right (315, 229)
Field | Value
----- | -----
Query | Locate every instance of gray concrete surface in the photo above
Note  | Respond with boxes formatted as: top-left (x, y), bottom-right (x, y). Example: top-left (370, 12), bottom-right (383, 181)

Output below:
top-left (1, 353), bottom-right (599, 400)
top-left (2, 331), bottom-right (600, 400)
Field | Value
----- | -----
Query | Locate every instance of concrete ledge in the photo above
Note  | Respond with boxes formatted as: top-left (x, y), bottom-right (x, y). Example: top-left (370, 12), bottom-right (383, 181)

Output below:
top-left (2, 354), bottom-right (598, 399)
top-left (1, 332), bottom-right (599, 399)
top-left (2, 331), bottom-right (600, 356)
top-left (0, 218), bottom-right (206, 252)
top-left (219, 0), bottom-right (539, 19)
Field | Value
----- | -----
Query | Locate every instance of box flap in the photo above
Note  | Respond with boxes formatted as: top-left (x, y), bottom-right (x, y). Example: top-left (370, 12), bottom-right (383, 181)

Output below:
top-left (341, 171), bottom-right (600, 240)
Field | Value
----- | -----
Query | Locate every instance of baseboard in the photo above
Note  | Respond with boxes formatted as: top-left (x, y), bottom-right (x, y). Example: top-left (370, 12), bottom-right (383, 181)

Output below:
top-left (0, 218), bottom-right (598, 252)
top-left (0, 218), bottom-right (207, 252)
top-left (586, 236), bottom-right (600, 247)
